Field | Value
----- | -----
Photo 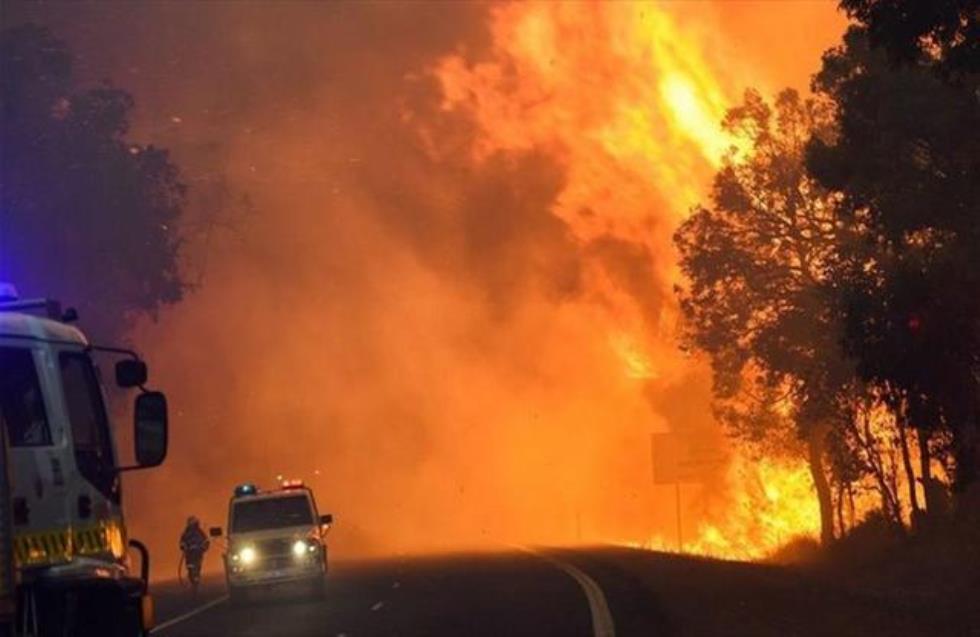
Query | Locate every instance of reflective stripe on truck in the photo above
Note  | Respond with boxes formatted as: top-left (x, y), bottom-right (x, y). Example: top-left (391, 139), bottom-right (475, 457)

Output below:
top-left (13, 517), bottom-right (127, 567)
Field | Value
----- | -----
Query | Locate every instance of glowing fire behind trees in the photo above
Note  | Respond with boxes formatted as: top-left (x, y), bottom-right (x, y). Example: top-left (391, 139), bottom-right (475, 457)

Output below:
top-left (430, 3), bottom-right (851, 558)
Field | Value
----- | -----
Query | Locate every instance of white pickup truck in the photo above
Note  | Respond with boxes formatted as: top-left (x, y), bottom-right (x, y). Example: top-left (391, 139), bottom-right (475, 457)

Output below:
top-left (210, 481), bottom-right (333, 603)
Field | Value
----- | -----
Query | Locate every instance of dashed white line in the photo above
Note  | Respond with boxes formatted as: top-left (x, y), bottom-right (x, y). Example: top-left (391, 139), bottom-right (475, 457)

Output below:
top-left (517, 546), bottom-right (616, 637)
top-left (371, 600), bottom-right (385, 611)
top-left (150, 594), bottom-right (229, 634)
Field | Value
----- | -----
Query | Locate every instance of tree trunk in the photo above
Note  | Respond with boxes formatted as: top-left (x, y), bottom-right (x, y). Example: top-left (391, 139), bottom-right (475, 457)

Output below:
top-left (807, 424), bottom-right (835, 545)
top-left (835, 480), bottom-right (846, 536)
top-left (853, 407), bottom-right (902, 526)
top-left (917, 428), bottom-right (933, 512)
top-left (952, 411), bottom-right (978, 495)
top-left (896, 413), bottom-right (920, 517)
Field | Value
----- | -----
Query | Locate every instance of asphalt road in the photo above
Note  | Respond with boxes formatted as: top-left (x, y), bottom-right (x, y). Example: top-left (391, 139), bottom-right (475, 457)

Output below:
top-left (150, 549), bottom-right (597, 637)
top-left (148, 547), bottom-right (972, 637)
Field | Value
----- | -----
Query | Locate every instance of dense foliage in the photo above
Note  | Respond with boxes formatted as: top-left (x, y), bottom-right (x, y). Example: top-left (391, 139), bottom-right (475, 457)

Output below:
top-left (676, 0), bottom-right (979, 540)
top-left (0, 25), bottom-right (186, 343)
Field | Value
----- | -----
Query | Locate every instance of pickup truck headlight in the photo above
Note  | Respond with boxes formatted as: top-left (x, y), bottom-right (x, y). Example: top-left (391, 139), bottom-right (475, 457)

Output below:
top-left (232, 545), bottom-right (257, 565)
top-left (292, 539), bottom-right (318, 557)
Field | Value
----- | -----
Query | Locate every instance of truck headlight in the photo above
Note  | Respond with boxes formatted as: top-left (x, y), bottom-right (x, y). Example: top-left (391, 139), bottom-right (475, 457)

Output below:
top-left (292, 540), bottom-right (309, 557)
top-left (236, 546), bottom-right (257, 565)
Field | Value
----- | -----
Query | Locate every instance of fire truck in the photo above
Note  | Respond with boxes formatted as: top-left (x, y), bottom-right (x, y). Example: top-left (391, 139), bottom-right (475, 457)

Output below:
top-left (0, 283), bottom-right (168, 636)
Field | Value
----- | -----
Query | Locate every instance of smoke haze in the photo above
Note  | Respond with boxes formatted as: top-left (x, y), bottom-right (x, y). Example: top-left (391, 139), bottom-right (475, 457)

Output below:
top-left (5, 1), bottom-right (847, 574)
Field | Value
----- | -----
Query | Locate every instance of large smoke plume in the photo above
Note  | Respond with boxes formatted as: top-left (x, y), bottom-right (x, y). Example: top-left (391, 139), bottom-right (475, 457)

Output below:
top-left (7, 1), bottom-right (846, 574)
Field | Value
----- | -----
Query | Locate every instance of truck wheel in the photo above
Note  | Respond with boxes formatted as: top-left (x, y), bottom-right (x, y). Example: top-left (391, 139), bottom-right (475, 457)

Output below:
top-left (72, 587), bottom-right (140, 637)
top-left (30, 586), bottom-right (67, 637)
top-left (122, 596), bottom-right (145, 637)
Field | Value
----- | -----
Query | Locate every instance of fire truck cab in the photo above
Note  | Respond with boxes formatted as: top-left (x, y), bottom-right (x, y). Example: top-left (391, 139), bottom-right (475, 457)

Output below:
top-left (0, 284), bottom-right (168, 636)
top-left (210, 481), bottom-right (332, 603)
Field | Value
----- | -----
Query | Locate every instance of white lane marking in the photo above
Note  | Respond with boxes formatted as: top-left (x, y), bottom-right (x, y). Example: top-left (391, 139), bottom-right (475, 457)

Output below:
top-left (371, 600), bottom-right (385, 611)
top-left (518, 546), bottom-right (616, 637)
top-left (150, 594), bottom-right (229, 634)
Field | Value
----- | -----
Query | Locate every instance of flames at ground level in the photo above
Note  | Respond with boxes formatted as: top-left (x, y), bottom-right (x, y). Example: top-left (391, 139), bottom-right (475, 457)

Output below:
top-left (429, 2), bottom-right (852, 562)
top-left (624, 456), bottom-right (823, 560)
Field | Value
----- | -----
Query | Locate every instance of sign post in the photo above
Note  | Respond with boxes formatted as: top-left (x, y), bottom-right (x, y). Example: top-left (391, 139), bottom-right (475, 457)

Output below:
top-left (651, 432), bottom-right (725, 553)
top-left (675, 482), bottom-right (682, 552)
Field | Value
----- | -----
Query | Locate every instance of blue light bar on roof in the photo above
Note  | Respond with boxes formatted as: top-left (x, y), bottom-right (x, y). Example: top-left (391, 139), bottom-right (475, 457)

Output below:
top-left (234, 483), bottom-right (259, 497)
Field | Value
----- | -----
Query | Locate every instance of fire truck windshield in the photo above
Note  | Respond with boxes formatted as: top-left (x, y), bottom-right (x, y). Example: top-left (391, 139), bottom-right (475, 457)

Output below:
top-left (0, 347), bottom-right (52, 447)
top-left (60, 351), bottom-right (119, 502)
top-left (231, 495), bottom-right (314, 533)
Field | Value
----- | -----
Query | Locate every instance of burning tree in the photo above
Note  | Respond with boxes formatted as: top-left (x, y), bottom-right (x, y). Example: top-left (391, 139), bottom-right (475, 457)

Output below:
top-left (677, 0), bottom-right (979, 542)
top-left (673, 84), bottom-right (960, 540)
top-left (675, 88), bottom-right (848, 545)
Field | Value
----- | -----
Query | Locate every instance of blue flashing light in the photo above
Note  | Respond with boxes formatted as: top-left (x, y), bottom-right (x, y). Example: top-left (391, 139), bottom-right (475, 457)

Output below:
top-left (234, 483), bottom-right (259, 497)
top-left (0, 282), bottom-right (19, 303)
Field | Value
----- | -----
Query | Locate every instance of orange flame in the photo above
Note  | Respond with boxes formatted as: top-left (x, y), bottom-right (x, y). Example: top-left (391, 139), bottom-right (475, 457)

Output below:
top-left (625, 457), bottom-right (822, 559)
top-left (434, 2), bottom-right (846, 558)
top-left (435, 3), bottom-right (740, 412)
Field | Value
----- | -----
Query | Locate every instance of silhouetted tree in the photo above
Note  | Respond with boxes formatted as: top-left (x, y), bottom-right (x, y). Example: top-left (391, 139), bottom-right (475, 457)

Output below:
top-left (0, 24), bottom-right (185, 343)
top-left (675, 89), bottom-right (848, 545)
top-left (839, 0), bottom-right (978, 75)
top-left (809, 23), bottom-right (980, 499)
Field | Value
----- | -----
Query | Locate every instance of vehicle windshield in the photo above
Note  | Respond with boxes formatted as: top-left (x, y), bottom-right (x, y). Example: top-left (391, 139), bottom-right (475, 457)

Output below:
top-left (60, 351), bottom-right (119, 501)
top-left (0, 346), bottom-right (52, 446)
top-left (231, 494), bottom-right (314, 533)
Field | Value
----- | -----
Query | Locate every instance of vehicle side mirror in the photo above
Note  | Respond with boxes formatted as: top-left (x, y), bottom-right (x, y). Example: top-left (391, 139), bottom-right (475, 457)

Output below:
top-left (209, 527), bottom-right (223, 538)
top-left (116, 359), bottom-right (148, 388)
top-left (319, 514), bottom-right (333, 526)
top-left (134, 391), bottom-right (168, 467)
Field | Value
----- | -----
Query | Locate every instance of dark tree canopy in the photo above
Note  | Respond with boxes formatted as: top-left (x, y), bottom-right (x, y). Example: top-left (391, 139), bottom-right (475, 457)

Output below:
top-left (840, 0), bottom-right (979, 74)
top-left (809, 24), bottom-right (980, 492)
top-left (0, 24), bottom-right (185, 343)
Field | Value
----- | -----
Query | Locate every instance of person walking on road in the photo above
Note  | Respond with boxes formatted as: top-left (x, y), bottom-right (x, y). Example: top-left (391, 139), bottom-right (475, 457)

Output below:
top-left (180, 516), bottom-right (210, 592)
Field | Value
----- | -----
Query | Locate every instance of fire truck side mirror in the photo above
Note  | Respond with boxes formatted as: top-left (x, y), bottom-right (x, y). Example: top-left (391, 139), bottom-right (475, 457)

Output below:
top-left (116, 359), bottom-right (148, 388)
top-left (319, 514), bottom-right (333, 526)
top-left (209, 527), bottom-right (223, 538)
top-left (134, 391), bottom-right (168, 467)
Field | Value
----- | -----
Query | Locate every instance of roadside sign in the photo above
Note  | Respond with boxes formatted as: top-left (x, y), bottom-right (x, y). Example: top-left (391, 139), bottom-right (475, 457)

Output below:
top-left (650, 430), bottom-right (726, 553)
top-left (651, 431), bottom-right (725, 484)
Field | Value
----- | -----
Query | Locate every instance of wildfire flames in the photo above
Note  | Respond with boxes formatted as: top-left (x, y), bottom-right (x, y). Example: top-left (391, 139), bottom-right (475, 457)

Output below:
top-left (627, 457), bottom-right (822, 560)
top-left (434, 4), bottom-right (734, 363)
top-left (432, 2), bottom-right (846, 557)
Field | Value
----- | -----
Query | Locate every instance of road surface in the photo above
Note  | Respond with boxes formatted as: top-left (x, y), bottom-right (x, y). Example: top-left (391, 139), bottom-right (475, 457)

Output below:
top-left (148, 547), bottom-right (967, 637)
